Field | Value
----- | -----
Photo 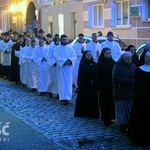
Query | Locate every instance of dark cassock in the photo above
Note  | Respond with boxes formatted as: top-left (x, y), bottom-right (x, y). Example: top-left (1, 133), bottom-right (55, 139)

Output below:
top-left (9, 35), bottom-right (26, 83)
top-left (97, 47), bottom-right (116, 126)
top-left (128, 51), bottom-right (150, 146)
top-left (74, 50), bottom-right (100, 118)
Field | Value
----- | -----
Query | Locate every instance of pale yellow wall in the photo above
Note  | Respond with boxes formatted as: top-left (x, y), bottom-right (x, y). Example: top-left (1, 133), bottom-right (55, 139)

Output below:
top-left (41, 2), bottom-right (83, 39)
top-left (104, 8), bottom-right (111, 19)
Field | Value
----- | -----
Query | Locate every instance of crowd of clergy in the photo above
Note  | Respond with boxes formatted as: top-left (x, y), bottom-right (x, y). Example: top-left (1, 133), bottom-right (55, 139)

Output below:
top-left (0, 29), bottom-right (78, 103)
top-left (0, 28), bottom-right (149, 146)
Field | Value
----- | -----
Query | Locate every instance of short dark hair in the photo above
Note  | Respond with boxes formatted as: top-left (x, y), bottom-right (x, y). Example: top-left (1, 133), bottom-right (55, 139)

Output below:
top-left (61, 34), bottom-right (67, 40)
top-left (31, 39), bottom-right (36, 43)
top-left (39, 29), bottom-right (44, 33)
top-left (78, 33), bottom-right (84, 37)
top-left (54, 34), bottom-right (59, 37)
top-left (46, 33), bottom-right (52, 38)
top-left (107, 31), bottom-right (114, 37)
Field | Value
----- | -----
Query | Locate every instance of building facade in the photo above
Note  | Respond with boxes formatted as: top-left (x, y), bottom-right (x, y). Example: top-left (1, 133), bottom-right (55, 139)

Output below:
top-left (0, 0), bottom-right (9, 33)
top-left (40, 0), bottom-right (83, 39)
top-left (82, 0), bottom-right (150, 48)
top-left (0, 0), bottom-right (150, 48)
top-left (0, 0), bottom-right (39, 35)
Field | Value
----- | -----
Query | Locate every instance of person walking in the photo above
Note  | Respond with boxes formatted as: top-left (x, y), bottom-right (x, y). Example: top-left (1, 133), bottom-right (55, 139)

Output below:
top-left (33, 38), bottom-right (50, 96)
top-left (138, 41), bottom-right (150, 66)
top-left (47, 37), bottom-right (60, 98)
top-left (74, 50), bottom-right (100, 118)
top-left (85, 33), bottom-right (101, 62)
top-left (97, 47), bottom-right (116, 126)
top-left (55, 34), bottom-right (77, 105)
top-left (0, 32), bottom-right (14, 80)
top-left (9, 34), bottom-right (26, 84)
top-left (127, 51), bottom-right (150, 146)
top-left (44, 33), bottom-right (53, 48)
top-left (125, 45), bottom-right (139, 66)
top-left (18, 38), bottom-right (31, 86)
top-left (72, 33), bottom-right (86, 92)
top-left (24, 39), bottom-right (37, 92)
top-left (112, 52), bottom-right (137, 133)
top-left (100, 31), bottom-right (122, 62)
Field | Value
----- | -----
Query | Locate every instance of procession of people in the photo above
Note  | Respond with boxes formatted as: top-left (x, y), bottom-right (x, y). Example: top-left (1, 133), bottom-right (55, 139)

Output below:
top-left (0, 29), bottom-right (149, 146)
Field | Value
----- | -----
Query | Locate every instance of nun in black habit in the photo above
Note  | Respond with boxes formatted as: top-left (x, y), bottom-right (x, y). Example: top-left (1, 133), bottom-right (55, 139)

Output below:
top-left (125, 45), bottom-right (139, 67)
top-left (74, 50), bottom-right (100, 118)
top-left (127, 51), bottom-right (150, 146)
top-left (97, 47), bottom-right (116, 126)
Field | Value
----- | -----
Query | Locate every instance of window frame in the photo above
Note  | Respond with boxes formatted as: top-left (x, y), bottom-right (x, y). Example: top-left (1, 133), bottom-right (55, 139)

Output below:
top-left (111, 0), bottom-right (131, 28)
top-left (88, 4), bottom-right (104, 28)
top-left (142, 0), bottom-right (150, 21)
top-left (2, 10), bottom-right (8, 32)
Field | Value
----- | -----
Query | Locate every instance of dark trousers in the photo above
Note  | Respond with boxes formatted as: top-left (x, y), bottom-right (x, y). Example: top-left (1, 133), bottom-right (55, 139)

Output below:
top-left (3, 66), bottom-right (10, 79)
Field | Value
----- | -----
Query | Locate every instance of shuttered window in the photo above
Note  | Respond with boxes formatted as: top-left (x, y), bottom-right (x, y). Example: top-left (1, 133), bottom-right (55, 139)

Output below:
top-left (148, 0), bottom-right (150, 19)
top-left (88, 4), bottom-right (104, 27)
top-left (116, 1), bottom-right (130, 25)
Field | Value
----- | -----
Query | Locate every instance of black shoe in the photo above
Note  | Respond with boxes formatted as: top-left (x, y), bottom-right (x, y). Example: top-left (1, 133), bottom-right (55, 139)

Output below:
top-left (49, 92), bottom-right (52, 98)
top-left (57, 94), bottom-right (59, 99)
top-left (4, 76), bottom-right (8, 79)
top-left (119, 124), bottom-right (128, 133)
top-left (104, 121), bottom-right (113, 126)
top-left (31, 88), bottom-right (36, 92)
top-left (60, 100), bottom-right (69, 105)
top-left (75, 88), bottom-right (78, 94)
top-left (60, 100), bottom-right (66, 105)
top-left (22, 84), bottom-right (26, 87)
top-left (38, 92), bottom-right (44, 96)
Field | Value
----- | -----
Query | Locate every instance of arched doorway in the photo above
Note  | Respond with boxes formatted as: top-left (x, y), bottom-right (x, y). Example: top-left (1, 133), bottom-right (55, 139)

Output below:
top-left (26, 2), bottom-right (38, 36)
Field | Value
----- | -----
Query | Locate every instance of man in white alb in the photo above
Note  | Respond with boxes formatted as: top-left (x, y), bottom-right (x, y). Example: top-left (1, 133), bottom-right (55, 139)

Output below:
top-left (55, 34), bottom-right (77, 105)
top-left (85, 33), bottom-right (101, 62)
top-left (72, 33), bottom-right (86, 92)
top-left (100, 31), bottom-right (122, 62)
top-left (47, 37), bottom-right (60, 98)
top-left (33, 38), bottom-right (50, 96)
top-left (24, 39), bottom-right (37, 92)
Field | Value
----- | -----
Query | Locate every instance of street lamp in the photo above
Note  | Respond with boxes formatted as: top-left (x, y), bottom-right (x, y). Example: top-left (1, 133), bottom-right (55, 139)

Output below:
top-left (9, 3), bottom-right (23, 33)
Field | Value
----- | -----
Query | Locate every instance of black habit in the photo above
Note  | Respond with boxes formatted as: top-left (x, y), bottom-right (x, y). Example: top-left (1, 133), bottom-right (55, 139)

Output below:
top-left (74, 51), bottom-right (100, 118)
top-left (9, 42), bottom-right (25, 83)
top-left (97, 49), bottom-right (116, 123)
top-left (127, 68), bottom-right (150, 146)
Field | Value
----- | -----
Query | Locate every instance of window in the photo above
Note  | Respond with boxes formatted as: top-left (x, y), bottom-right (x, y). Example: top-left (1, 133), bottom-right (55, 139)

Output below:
top-left (111, 1), bottom-right (130, 27)
top-left (89, 4), bottom-right (104, 27)
top-left (58, 14), bottom-right (64, 35)
top-left (148, 0), bottom-right (150, 19)
top-left (142, 0), bottom-right (150, 21)
top-left (2, 10), bottom-right (8, 32)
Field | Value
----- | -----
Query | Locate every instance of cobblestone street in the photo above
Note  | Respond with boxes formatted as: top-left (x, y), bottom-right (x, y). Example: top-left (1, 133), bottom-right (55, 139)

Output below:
top-left (0, 78), bottom-right (149, 150)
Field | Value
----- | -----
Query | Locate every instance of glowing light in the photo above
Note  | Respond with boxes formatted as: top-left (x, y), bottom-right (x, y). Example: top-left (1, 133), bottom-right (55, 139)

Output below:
top-left (10, 5), bottom-right (17, 12)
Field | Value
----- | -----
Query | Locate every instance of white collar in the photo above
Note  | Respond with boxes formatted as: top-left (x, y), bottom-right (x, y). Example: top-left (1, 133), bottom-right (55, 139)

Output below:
top-left (139, 64), bottom-right (150, 72)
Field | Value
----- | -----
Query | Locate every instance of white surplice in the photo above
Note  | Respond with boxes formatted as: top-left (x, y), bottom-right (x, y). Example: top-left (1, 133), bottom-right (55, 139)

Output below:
top-left (47, 44), bottom-right (59, 95)
top-left (24, 46), bottom-right (37, 89)
top-left (55, 44), bottom-right (77, 101)
top-left (0, 39), bottom-right (13, 66)
top-left (19, 46), bottom-right (28, 85)
top-left (72, 41), bottom-right (86, 88)
top-left (33, 45), bottom-right (50, 92)
top-left (85, 41), bottom-right (101, 62)
top-left (100, 40), bottom-right (122, 62)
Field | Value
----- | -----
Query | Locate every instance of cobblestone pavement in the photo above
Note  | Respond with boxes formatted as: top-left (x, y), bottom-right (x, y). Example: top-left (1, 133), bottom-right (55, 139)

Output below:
top-left (0, 78), bottom-right (149, 150)
top-left (0, 107), bottom-right (64, 150)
